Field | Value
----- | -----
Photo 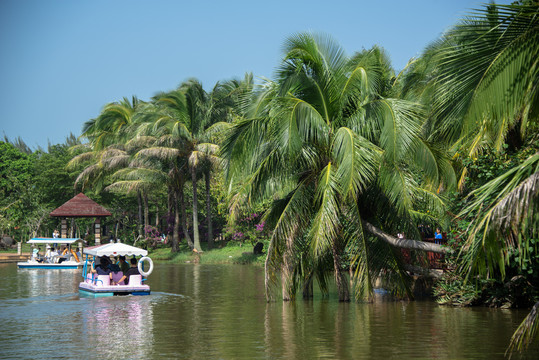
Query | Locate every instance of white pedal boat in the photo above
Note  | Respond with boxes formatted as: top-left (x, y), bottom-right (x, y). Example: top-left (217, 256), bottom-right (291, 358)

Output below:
top-left (78, 243), bottom-right (153, 297)
top-left (17, 238), bottom-right (84, 269)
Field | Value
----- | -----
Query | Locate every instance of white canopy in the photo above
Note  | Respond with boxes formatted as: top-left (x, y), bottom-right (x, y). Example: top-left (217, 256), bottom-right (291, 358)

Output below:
top-left (83, 243), bottom-right (148, 257)
top-left (28, 237), bottom-right (83, 245)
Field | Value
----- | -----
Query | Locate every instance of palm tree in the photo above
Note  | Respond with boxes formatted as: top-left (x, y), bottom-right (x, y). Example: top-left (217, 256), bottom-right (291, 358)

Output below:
top-left (223, 33), bottom-right (452, 301)
top-left (430, 2), bottom-right (539, 188)
top-left (69, 96), bottom-right (151, 238)
top-left (138, 79), bottom-right (234, 252)
top-left (428, 2), bottom-right (539, 355)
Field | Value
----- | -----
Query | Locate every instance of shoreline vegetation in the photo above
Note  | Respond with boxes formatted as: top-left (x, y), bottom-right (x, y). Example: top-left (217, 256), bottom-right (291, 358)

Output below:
top-left (1, 2), bottom-right (538, 356)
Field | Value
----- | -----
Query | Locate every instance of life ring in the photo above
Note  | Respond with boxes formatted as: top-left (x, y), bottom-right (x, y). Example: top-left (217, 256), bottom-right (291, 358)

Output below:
top-left (138, 256), bottom-right (153, 276)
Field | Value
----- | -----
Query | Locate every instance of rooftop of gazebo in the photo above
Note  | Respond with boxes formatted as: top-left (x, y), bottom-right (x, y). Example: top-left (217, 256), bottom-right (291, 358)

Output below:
top-left (49, 193), bottom-right (111, 218)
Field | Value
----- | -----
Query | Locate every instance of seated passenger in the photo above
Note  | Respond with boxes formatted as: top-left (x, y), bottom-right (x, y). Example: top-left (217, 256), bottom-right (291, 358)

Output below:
top-left (32, 247), bottom-right (44, 262)
top-left (49, 247), bottom-right (59, 263)
top-left (113, 258), bottom-right (140, 285)
top-left (91, 256), bottom-right (111, 275)
top-left (108, 257), bottom-right (122, 282)
top-left (118, 255), bottom-right (129, 273)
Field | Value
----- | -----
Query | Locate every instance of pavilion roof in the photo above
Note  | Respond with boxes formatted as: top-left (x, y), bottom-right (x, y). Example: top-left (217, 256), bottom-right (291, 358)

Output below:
top-left (49, 193), bottom-right (111, 217)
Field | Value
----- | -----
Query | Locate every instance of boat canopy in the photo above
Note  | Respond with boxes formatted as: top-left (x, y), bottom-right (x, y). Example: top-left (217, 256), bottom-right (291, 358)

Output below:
top-left (27, 237), bottom-right (83, 245)
top-left (83, 243), bottom-right (148, 257)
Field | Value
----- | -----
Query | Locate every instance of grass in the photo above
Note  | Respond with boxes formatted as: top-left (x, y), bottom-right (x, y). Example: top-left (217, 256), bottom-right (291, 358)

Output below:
top-left (0, 242), bottom-right (33, 253)
top-left (148, 240), bottom-right (267, 266)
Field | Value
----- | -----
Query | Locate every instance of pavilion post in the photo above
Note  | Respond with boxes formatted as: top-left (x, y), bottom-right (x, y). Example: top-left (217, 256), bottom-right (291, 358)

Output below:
top-left (95, 218), bottom-right (101, 246)
top-left (61, 218), bottom-right (68, 238)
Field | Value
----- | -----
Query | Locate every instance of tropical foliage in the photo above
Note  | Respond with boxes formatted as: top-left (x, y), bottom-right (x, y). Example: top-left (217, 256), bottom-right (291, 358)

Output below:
top-left (2, 1), bottom-right (538, 356)
top-left (222, 33), bottom-right (452, 301)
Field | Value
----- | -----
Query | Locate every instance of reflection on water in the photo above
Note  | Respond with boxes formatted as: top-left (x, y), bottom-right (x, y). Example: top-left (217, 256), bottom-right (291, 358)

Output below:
top-left (80, 296), bottom-right (154, 359)
top-left (0, 263), bottom-right (538, 359)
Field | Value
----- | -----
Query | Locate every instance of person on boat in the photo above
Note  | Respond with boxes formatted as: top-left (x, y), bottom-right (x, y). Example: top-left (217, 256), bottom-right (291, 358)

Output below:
top-left (57, 246), bottom-right (70, 264)
top-left (32, 247), bottom-right (43, 262)
top-left (118, 255), bottom-right (129, 273)
top-left (91, 256), bottom-right (111, 275)
top-left (107, 256), bottom-right (123, 283)
top-left (113, 258), bottom-right (140, 285)
top-left (50, 247), bottom-right (59, 262)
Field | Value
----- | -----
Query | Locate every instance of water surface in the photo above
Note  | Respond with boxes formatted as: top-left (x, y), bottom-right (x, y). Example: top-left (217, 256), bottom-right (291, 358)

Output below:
top-left (0, 263), bottom-right (537, 359)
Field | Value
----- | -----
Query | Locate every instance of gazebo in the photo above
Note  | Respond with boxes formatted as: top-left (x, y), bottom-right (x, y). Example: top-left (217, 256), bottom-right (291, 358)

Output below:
top-left (49, 193), bottom-right (111, 245)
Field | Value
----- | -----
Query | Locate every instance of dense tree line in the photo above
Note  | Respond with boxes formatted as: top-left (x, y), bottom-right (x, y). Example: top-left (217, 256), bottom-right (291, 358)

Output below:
top-left (1, 1), bottom-right (537, 354)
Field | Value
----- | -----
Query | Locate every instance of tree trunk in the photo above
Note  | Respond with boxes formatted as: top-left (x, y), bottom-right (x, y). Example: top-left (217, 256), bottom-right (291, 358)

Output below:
top-left (332, 241), bottom-right (350, 302)
top-left (281, 223), bottom-right (299, 301)
top-left (155, 200), bottom-right (160, 228)
top-left (363, 221), bottom-right (449, 254)
top-left (264, 238), bottom-right (275, 302)
top-left (281, 250), bottom-right (295, 301)
top-left (137, 190), bottom-right (143, 237)
top-left (167, 188), bottom-right (173, 218)
top-left (172, 189), bottom-right (180, 253)
top-left (205, 169), bottom-right (214, 250)
top-left (192, 167), bottom-right (202, 252)
top-left (143, 192), bottom-right (149, 230)
top-left (302, 274), bottom-right (313, 299)
top-left (179, 175), bottom-right (193, 249)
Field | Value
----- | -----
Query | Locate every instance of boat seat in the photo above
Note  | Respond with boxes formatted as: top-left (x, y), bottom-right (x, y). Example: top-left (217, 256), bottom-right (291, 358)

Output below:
top-left (96, 275), bottom-right (110, 287)
top-left (85, 273), bottom-right (94, 284)
top-left (111, 271), bottom-right (124, 285)
top-left (129, 275), bottom-right (142, 286)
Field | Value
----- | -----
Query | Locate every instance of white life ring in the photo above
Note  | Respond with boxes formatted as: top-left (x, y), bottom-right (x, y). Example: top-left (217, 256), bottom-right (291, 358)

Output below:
top-left (138, 256), bottom-right (154, 276)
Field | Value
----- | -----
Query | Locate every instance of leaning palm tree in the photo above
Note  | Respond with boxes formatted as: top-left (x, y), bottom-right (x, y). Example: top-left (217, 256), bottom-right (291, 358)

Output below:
top-left (223, 33), bottom-right (453, 302)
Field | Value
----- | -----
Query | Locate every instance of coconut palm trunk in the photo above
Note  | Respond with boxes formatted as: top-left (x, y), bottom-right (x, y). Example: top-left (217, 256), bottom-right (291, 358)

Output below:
top-left (332, 241), bottom-right (350, 302)
top-left (205, 169), bottom-right (214, 249)
top-left (179, 175), bottom-right (193, 249)
top-left (172, 190), bottom-right (180, 252)
top-left (137, 190), bottom-right (143, 237)
top-left (191, 167), bottom-right (202, 252)
top-left (143, 192), bottom-right (149, 230)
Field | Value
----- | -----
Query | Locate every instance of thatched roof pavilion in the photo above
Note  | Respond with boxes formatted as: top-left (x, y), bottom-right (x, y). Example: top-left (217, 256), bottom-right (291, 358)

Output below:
top-left (50, 193), bottom-right (111, 244)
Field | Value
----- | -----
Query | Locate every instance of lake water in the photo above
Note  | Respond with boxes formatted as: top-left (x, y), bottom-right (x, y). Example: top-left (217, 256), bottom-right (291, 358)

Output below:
top-left (1, 263), bottom-right (538, 359)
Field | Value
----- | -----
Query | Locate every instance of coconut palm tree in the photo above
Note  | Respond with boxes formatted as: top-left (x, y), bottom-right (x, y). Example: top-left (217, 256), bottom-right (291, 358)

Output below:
top-left (223, 33), bottom-right (453, 301)
top-left (429, 2), bottom-right (539, 354)
top-left (430, 2), bottom-right (539, 187)
top-left (69, 96), bottom-right (153, 238)
top-left (137, 79), bottom-right (234, 252)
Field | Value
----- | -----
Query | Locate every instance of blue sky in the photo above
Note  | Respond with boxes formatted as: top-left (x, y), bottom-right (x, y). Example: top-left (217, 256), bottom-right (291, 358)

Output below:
top-left (0, 0), bottom-right (510, 150)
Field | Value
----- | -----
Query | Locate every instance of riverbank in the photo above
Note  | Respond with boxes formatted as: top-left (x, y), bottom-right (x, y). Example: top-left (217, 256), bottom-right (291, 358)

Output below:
top-left (0, 253), bottom-right (30, 263)
top-left (148, 241), bottom-right (266, 266)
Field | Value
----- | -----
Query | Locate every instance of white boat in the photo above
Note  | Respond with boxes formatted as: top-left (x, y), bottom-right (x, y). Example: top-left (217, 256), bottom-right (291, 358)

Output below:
top-left (78, 243), bottom-right (153, 297)
top-left (17, 238), bottom-right (84, 269)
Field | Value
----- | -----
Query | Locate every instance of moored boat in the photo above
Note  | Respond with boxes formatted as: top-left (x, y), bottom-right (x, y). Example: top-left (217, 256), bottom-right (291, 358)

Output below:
top-left (17, 238), bottom-right (84, 269)
top-left (78, 242), bottom-right (153, 297)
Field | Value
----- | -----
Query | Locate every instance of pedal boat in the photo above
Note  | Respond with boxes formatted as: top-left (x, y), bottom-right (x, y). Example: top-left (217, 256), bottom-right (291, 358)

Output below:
top-left (78, 243), bottom-right (153, 297)
top-left (17, 238), bottom-right (84, 269)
